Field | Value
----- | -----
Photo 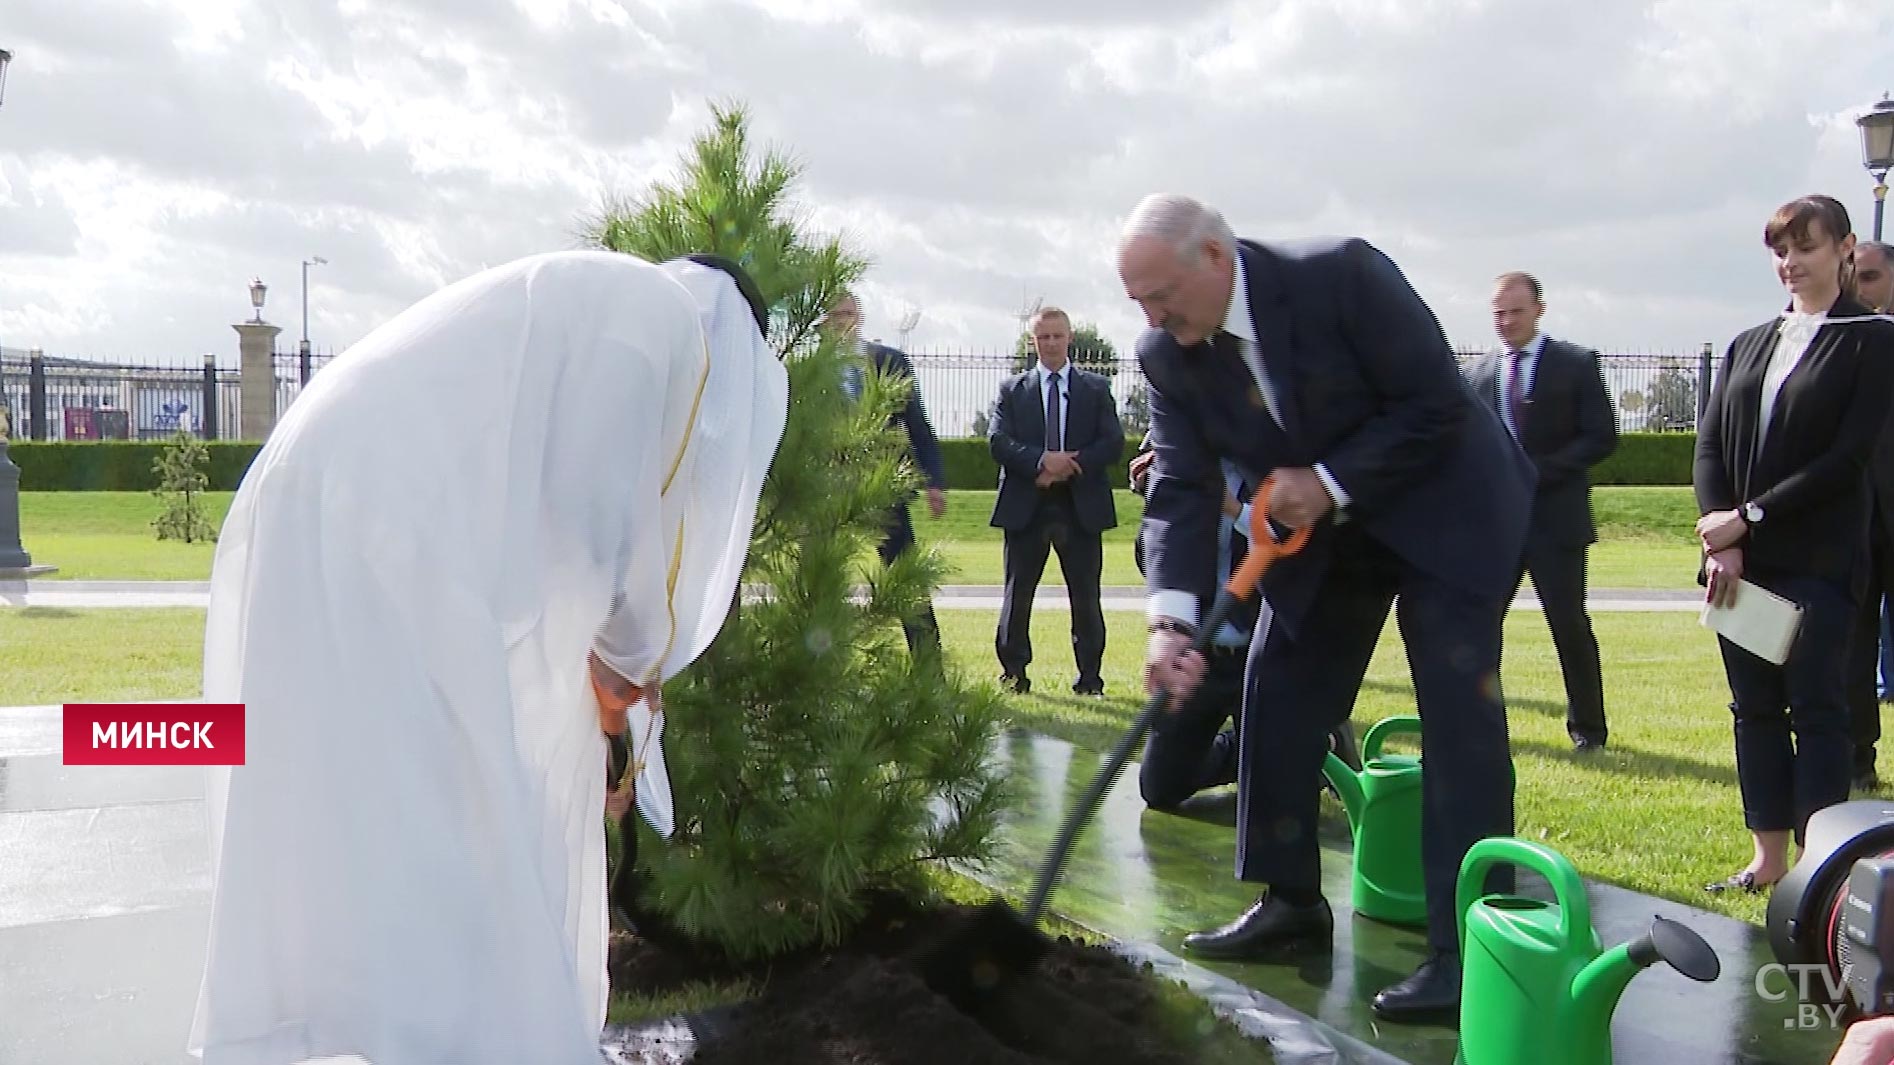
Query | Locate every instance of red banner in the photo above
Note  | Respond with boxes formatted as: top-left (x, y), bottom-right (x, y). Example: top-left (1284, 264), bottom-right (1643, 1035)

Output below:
top-left (62, 704), bottom-right (246, 766)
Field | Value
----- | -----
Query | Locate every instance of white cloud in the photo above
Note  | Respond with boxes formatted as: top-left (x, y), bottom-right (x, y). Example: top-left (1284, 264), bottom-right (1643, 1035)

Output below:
top-left (0, 0), bottom-right (1889, 388)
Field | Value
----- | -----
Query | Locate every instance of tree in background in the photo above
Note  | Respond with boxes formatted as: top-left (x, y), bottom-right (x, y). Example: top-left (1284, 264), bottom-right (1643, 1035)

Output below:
top-left (151, 430), bottom-right (217, 543)
top-left (582, 101), bottom-right (1012, 960)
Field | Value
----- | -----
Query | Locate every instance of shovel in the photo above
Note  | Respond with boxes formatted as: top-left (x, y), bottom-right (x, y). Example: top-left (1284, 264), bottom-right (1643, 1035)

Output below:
top-left (918, 474), bottom-right (1310, 1010)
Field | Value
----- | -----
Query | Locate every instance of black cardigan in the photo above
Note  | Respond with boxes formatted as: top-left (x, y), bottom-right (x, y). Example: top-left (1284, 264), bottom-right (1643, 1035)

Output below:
top-left (1694, 295), bottom-right (1894, 585)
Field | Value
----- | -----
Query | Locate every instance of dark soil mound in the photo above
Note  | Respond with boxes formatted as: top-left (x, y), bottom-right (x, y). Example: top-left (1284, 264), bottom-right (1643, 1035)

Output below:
top-left (606, 890), bottom-right (1265, 1065)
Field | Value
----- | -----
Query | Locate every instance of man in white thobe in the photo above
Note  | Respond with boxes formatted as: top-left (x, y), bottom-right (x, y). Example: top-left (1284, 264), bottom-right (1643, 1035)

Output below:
top-left (187, 250), bottom-right (788, 1065)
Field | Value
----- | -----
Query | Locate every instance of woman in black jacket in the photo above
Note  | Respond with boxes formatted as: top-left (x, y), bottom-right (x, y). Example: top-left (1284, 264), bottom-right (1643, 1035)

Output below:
top-left (1696, 194), bottom-right (1894, 893)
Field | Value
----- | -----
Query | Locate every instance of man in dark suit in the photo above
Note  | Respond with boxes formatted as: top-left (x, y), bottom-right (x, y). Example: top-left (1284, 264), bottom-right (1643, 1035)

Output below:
top-left (823, 291), bottom-right (948, 658)
top-left (1850, 240), bottom-right (1894, 790)
top-left (1121, 193), bottom-right (1531, 1021)
top-left (989, 306), bottom-right (1123, 695)
top-left (1463, 272), bottom-right (1618, 751)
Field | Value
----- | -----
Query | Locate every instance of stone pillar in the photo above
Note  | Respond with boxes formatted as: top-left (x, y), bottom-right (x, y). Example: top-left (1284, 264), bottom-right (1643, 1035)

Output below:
top-left (235, 321), bottom-right (282, 441)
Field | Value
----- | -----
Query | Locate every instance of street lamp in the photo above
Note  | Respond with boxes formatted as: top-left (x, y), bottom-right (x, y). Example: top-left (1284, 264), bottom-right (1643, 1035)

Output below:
top-left (0, 49), bottom-right (13, 109)
top-left (249, 276), bottom-right (268, 324)
top-left (300, 256), bottom-right (326, 384)
top-left (1859, 94), bottom-right (1894, 241)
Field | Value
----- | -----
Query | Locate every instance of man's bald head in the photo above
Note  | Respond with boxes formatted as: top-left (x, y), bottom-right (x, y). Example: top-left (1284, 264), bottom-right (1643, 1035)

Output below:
top-left (1856, 241), bottom-right (1893, 313)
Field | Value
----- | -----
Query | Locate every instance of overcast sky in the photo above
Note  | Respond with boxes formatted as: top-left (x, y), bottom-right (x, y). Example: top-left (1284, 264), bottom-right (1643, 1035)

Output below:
top-left (1, 0), bottom-right (1890, 369)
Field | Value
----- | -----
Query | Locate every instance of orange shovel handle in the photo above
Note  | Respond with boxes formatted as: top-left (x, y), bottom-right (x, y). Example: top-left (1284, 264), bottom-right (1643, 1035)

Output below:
top-left (1224, 474), bottom-right (1311, 599)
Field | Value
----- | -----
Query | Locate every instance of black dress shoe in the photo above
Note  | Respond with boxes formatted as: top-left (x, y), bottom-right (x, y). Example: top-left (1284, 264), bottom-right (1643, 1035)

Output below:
top-left (1372, 950), bottom-right (1462, 1022)
top-left (1181, 893), bottom-right (1332, 959)
top-left (1571, 735), bottom-right (1605, 753)
top-left (998, 672), bottom-right (1031, 694)
top-left (1072, 678), bottom-right (1105, 697)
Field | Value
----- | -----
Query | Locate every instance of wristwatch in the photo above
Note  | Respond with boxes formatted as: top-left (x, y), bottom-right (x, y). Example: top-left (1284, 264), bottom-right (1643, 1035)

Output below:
top-left (1742, 501), bottom-right (1764, 526)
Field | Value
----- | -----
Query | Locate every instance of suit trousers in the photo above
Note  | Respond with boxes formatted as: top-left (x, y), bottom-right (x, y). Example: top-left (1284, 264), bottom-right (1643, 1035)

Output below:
top-left (1236, 527), bottom-right (1516, 952)
top-left (1846, 517), bottom-right (1894, 772)
top-left (1724, 570), bottom-right (1855, 839)
top-left (1139, 643), bottom-right (1246, 809)
top-left (879, 500), bottom-right (941, 661)
top-left (1519, 535), bottom-right (1608, 743)
top-left (995, 488), bottom-right (1106, 685)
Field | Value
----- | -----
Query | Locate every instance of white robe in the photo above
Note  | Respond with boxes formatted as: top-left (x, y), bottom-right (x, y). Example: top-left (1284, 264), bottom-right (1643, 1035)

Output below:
top-left (187, 251), bottom-right (788, 1065)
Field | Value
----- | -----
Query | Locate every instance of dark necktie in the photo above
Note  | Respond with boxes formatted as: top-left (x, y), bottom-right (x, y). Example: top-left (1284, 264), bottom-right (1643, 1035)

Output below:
top-left (1505, 351), bottom-right (1525, 437)
top-left (1045, 370), bottom-right (1063, 452)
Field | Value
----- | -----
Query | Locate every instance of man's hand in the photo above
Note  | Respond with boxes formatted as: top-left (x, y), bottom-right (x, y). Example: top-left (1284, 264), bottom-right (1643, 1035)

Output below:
top-left (1267, 467), bottom-right (1332, 529)
top-left (1697, 509), bottom-right (1747, 553)
top-left (1828, 1016), bottom-right (1894, 1065)
top-left (605, 749), bottom-right (635, 820)
top-left (1129, 450), bottom-right (1155, 494)
top-left (1040, 451), bottom-right (1078, 480)
top-left (1144, 625), bottom-right (1206, 712)
top-left (926, 486), bottom-right (946, 519)
top-left (1704, 548), bottom-right (1744, 609)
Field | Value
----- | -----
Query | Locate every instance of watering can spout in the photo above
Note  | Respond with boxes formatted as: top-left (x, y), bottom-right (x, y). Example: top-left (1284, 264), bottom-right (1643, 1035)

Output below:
top-left (1322, 751), bottom-right (1366, 829)
top-left (1569, 916), bottom-right (1722, 1035)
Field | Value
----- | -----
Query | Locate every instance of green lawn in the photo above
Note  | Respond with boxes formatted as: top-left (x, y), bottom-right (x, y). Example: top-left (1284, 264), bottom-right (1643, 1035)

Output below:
top-left (17, 487), bottom-right (1702, 588)
top-left (1, 599), bottom-right (1859, 930)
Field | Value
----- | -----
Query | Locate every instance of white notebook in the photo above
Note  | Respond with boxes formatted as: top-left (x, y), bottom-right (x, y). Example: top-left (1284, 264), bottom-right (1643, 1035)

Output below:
top-left (1699, 580), bottom-right (1804, 666)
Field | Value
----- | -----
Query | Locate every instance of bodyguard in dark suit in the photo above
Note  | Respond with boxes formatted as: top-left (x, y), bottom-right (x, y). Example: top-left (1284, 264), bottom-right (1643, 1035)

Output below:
top-left (1846, 240), bottom-right (1894, 790)
top-left (823, 292), bottom-right (948, 658)
top-left (1463, 273), bottom-right (1618, 750)
top-left (1120, 193), bottom-right (1531, 1021)
top-left (989, 307), bottom-right (1123, 694)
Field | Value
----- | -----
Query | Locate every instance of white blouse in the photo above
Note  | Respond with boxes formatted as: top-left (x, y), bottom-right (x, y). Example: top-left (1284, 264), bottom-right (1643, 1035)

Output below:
top-left (1757, 311), bottom-right (1826, 445)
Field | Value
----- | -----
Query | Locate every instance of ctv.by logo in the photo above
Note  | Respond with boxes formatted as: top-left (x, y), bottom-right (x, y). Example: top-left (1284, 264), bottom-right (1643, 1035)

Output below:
top-left (1755, 963), bottom-right (1854, 1029)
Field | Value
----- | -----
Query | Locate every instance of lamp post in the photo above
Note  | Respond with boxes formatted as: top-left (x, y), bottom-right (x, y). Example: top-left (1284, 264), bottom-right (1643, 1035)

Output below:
top-left (0, 48), bottom-right (13, 109)
top-left (300, 256), bottom-right (326, 385)
top-left (1860, 94), bottom-right (1894, 242)
top-left (249, 276), bottom-right (268, 324)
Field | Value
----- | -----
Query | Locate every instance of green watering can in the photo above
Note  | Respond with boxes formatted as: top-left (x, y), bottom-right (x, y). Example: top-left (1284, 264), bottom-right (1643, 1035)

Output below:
top-left (1322, 715), bottom-right (1427, 927)
top-left (1456, 837), bottom-right (1721, 1065)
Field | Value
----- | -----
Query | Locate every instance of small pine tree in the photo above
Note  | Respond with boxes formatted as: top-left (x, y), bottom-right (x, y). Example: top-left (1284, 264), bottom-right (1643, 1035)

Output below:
top-left (151, 430), bottom-right (218, 543)
top-left (584, 101), bottom-right (1013, 960)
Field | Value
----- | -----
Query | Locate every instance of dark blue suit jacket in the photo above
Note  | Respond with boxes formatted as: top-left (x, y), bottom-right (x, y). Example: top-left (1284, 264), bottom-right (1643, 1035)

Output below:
top-left (1138, 237), bottom-right (1532, 635)
top-left (988, 364), bottom-right (1124, 534)
top-left (865, 341), bottom-right (947, 491)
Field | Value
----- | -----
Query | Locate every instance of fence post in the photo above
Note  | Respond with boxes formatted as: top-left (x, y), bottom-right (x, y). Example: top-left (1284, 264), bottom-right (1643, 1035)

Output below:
top-left (234, 321), bottom-right (283, 441)
top-left (27, 349), bottom-right (45, 441)
top-left (201, 352), bottom-right (220, 440)
top-left (1697, 341), bottom-right (1713, 425)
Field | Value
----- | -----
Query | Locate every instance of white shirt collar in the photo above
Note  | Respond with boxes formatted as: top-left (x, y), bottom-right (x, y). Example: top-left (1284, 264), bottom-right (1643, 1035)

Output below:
top-left (1222, 258), bottom-right (1256, 344)
top-left (1036, 359), bottom-right (1071, 387)
top-left (1507, 333), bottom-right (1546, 359)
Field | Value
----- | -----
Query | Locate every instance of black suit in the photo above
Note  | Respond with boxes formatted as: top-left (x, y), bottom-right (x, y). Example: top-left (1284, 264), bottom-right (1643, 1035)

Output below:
top-left (989, 362), bottom-right (1124, 689)
top-left (1140, 237), bottom-right (1532, 952)
top-left (1695, 298), bottom-right (1894, 838)
top-left (861, 341), bottom-right (948, 656)
top-left (1847, 394), bottom-right (1894, 778)
top-left (1464, 337), bottom-right (1619, 743)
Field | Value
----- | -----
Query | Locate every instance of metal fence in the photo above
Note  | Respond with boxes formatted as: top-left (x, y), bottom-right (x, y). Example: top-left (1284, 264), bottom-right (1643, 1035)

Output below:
top-left (0, 343), bottom-right (1716, 444)
top-left (0, 347), bottom-right (335, 442)
top-left (901, 346), bottom-right (1718, 440)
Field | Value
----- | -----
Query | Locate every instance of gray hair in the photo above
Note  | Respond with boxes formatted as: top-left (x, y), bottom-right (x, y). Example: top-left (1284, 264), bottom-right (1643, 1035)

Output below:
top-left (1860, 240), bottom-right (1894, 262)
top-left (1120, 193), bottom-right (1236, 264)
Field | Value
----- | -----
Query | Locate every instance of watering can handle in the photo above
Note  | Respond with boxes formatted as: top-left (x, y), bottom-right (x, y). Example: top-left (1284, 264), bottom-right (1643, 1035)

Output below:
top-left (1455, 837), bottom-right (1592, 955)
top-left (1360, 715), bottom-right (1424, 764)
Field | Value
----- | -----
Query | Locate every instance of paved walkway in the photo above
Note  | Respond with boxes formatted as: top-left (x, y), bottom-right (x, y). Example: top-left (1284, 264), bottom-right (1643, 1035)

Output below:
top-left (1, 579), bottom-right (1705, 613)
